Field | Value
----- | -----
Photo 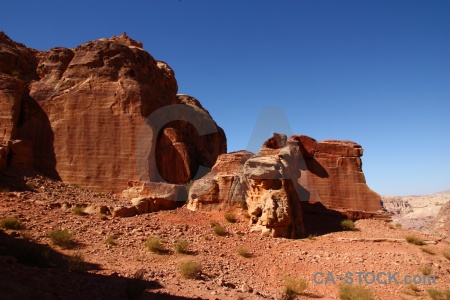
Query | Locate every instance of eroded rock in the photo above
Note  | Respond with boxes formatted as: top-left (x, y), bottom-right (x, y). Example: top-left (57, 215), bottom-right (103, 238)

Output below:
top-left (0, 32), bottom-right (226, 192)
top-left (188, 133), bottom-right (382, 238)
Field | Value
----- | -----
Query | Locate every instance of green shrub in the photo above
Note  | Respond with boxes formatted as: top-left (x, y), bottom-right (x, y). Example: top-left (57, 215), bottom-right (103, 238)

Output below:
top-left (427, 288), bottom-right (450, 300)
top-left (420, 265), bottom-right (432, 275)
top-left (237, 200), bottom-right (248, 210)
top-left (26, 182), bottom-right (38, 190)
top-left (408, 284), bottom-right (420, 293)
top-left (68, 252), bottom-right (87, 272)
top-left (338, 284), bottom-right (373, 300)
top-left (282, 275), bottom-right (308, 299)
top-left (48, 228), bottom-right (73, 248)
top-left (213, 223), bottom-right (227, 236)
top-left (106, 235), bottom-right (117, 246)
top-left (145, 236), bottom-right (165, 254)
top-left (237, 246), bottom-right (251, 258)
top-left (421, 247), bottom-right (435, 255)
top-left (340, 219), bottom-right (355, 231)
top-left (405, 235), bottom-right (425, 246)
top-left (307, 234), bottom-right (317, 240)
top-left (0, 217), bottom-right (22, 230)
top-left (210, 220), bottom-right (220, 227)
top-left (72, 205), bottom-right (86, 216)
top-left (174, 239), bottom-right (190, 254)
top-left (224, 212), bottom-right (237, 223)
top-left (179, 260), bottom-right (202, 279)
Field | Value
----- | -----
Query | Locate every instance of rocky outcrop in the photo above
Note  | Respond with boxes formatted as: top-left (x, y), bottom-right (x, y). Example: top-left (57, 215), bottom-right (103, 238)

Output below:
top-left (187, 150), bottom-right (253, 211)
top-left (188, 133), bottom-right (382, 238)
top-left (432, 201), bottom-right (450, 241)
top-left (0, 32), bottom-right (226, 192)
top-left (381, 197), bottom-right (413, 215)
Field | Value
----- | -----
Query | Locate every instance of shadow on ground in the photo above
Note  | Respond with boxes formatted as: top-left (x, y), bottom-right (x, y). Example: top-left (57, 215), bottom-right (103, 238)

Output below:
top-left (0, 230), bottom-right (204, 300)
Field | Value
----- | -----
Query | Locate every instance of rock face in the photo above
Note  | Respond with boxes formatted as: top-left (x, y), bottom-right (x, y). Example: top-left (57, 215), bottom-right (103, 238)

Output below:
top-left (187, 150), bottom-right (253, 211)
top-left (0, 32), bottom-right (226, 192)
top-left (188, 133), bottom-right (382, 238)
top-left (381, 197), bottom-right (414, 215)
top-left (432, 201), bottom-right (450, 241)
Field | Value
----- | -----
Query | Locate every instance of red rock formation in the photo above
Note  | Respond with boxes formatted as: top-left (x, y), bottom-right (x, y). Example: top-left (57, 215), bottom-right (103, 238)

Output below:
top-left (187, 150), bottom-right (253, 211)
top-left (0, 32), bottom-right (226, 192)
top-left (188, 133), bottom-right (382, 238)
top-left (294, 137), bottom-right (381, 212)
top-left (432, 201), bottom-right (450, 241)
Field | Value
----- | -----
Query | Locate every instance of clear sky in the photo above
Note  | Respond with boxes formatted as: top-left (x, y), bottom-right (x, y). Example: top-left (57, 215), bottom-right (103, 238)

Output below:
top-left (1, 0), bottom-right (449, 196)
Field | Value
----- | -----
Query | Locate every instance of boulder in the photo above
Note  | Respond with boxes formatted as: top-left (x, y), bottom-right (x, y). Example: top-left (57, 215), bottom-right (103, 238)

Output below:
top-left (187, 151), bottom-right (253, 211)
top-left (123, 181), bottom-right (187, 213)
top-left (0, 32), bottom-right (226, 192)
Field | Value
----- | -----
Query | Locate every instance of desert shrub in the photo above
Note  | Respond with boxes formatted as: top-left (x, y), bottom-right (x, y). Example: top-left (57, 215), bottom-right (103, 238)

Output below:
top-left (68, 252), bottom-right (87, 272)
top-left (126, 269), bottom-right (148, 299)
top-left (0, 216), bottom-right (22, 230)
top-left (443, 249), bottom-right (450, 260)
top-left (340, 219), bottom-right (355, 231)
top-left (405, 235), bottom-right (425, 246)
top-left (395, 223), bottom-right (402, 228)
top-left (174, 239), bottom-right (189, 254)
top-left (224, 212), bottom-right (237, 223)
top-left (427, 288), bottom-right (450, 300)
top-left (338, 284), bottom-right (373, 300)
top-left (106, 235), bottom-right (117, 246)
top-left (21, 232), bottom-right (32, 240)
top-left (307, 234), bottom-right (317, 240)
top-left (420, 265), bottom-right (433, 275)
top-left (421, 247), bottom-right (435, 255)
top-left (2, 238), bottom-right (50, 267)
top-left (210, 220), bottom-right (220, 227)
top-left (179, 260), bottom-right (202, 279)
top-left (237, 246), bottom-right (251, 258)
top-left (26, 181), bottom-right (38, 190)
top-left (408, 284), bottom-right (420, 293)
top-left (282, 275), bottom-right (308, 299)
top-left (48, 228), bottom-right (73, 248)
top-left (72, 205), bottom-right (86, 216)
top-left (213, 223), bottom-right (227, 236)
top-left (145, 236), bottom-right (165, 254)
top-left (238, 200), bottom-right (248, 210)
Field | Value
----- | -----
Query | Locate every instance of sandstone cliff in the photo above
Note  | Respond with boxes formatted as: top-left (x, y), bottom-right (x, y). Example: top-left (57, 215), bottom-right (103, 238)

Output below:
top-left (188, 133), bottom-right (383, 238)
top-left (0, 32), bottom-right (226, 192)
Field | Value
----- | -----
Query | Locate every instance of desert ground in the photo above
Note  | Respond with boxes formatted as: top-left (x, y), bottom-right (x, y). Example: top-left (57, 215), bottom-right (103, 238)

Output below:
top-left (1, 169), bottom-right (449, 300)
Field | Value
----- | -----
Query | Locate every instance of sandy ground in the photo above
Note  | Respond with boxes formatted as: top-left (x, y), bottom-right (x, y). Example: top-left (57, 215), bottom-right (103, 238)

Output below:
top-left (1, 170), bottom-right (449, 300)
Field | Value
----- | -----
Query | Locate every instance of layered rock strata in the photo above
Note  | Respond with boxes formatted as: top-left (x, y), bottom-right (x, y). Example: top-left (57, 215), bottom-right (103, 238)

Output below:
top-left (0, 32), bottom-right (226, 193)
top-left (188, 133), bottom-right (383, 238)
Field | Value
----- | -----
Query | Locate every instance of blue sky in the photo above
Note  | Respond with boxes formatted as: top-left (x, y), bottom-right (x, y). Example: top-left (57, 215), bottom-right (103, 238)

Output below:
top-left (1, 0), bottom-right (449, 195)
